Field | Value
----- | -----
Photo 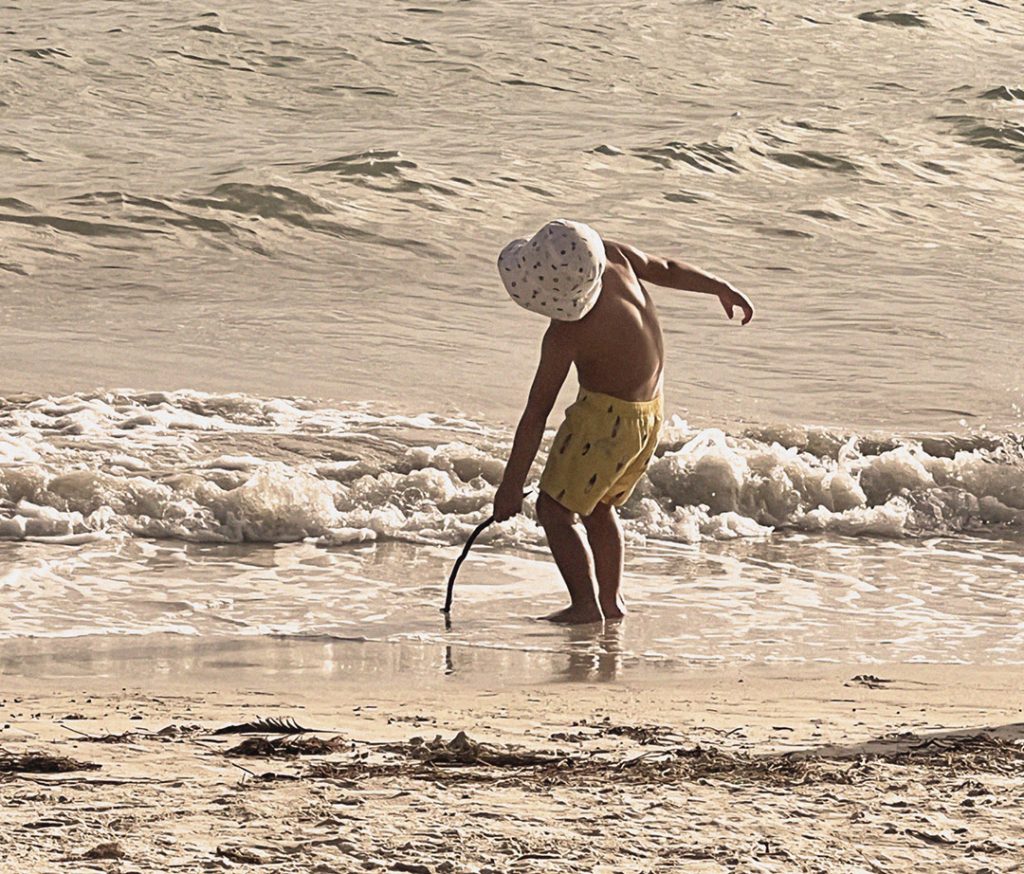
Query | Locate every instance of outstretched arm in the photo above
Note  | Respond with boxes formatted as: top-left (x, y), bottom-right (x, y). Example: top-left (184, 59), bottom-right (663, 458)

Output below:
top-left (493, 323), bottom-right (574, 522)
top-left (609, 241), bottom-right (754, 325)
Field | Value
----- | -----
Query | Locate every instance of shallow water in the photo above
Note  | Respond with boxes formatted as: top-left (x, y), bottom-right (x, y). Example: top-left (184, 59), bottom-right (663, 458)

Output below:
top-left (2, 2), bottom-right (1023, 672)
top-left (1, 390), bottom-right (1022, 669)
top-left (2, 534), bottom-right (1022, 676)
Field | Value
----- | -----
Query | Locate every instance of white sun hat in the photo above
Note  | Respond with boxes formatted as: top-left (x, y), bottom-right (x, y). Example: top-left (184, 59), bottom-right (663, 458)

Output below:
top-left (497, 219), bottom-right (606, 320)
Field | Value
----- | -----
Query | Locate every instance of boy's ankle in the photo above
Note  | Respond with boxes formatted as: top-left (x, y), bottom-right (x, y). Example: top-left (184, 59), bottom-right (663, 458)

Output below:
top-left (600, 598), bottom-right (626, 619)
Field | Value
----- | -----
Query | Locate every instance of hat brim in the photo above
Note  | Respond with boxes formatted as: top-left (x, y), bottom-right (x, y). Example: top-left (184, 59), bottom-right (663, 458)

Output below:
top-left (496, 222), bottom-right (606, 321)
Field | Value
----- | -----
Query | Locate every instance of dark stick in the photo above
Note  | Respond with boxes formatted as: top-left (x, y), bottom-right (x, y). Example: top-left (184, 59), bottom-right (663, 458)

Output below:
top-left (443, 490), bottom-right (534, 624)
top-left (442, 515), bottom-right (495, 616)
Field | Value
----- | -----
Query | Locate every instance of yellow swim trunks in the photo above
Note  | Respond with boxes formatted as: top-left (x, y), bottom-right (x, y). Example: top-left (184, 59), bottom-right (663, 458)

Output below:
top-left (540, 388), bottom-right (663, 516)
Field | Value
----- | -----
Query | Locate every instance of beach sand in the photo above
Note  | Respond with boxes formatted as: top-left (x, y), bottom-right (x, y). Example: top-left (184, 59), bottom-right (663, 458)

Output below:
top-left (2, 639), bottom-right (1022, 873)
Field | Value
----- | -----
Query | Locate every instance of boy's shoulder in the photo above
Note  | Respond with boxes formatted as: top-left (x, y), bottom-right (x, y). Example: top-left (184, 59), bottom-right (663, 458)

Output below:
top-left (602, 238), bottom-right (643, 265)
top-left (601, 238), bottom-right (629, 266)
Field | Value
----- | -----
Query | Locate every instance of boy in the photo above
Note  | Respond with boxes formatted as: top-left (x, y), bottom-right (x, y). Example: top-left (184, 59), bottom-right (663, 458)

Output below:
top-left (492, 219), bottom-right (754, 624)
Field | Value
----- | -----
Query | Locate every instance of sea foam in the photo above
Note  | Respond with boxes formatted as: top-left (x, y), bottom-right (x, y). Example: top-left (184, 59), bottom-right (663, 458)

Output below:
top-left (0, 391), bottom-right (1021, 547)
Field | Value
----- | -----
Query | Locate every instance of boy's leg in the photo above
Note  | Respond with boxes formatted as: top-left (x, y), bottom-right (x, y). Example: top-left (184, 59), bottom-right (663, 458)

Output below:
top-left (535, 491), bottom-right (603, 624)
top-left (581, 501), bottom-right (626, 619)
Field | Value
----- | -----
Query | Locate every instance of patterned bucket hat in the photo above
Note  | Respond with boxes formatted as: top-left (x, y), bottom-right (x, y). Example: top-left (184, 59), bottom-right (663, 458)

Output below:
top-left (497, 219), bottom-right (606, 320)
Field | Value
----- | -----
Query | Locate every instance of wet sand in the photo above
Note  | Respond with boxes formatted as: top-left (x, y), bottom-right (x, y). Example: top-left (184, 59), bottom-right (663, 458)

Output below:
top-left (2, 639), bottom-right (1022, 872)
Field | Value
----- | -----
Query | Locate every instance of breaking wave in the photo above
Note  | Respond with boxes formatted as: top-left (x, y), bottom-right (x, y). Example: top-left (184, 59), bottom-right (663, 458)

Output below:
top-left (1, 391), bottom-right (1021, 548)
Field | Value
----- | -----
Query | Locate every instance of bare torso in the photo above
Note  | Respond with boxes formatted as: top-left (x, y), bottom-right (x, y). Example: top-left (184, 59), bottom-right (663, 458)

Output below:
top-left (559, 241), bottom-right (665, 402)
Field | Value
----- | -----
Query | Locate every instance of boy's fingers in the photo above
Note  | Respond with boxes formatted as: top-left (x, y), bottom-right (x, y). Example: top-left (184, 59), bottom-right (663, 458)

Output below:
top-left (493, 503), bottom-right (521, 522)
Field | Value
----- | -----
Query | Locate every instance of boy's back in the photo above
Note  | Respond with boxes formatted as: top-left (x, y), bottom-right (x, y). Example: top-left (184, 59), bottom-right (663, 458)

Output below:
top-left (554, 241), bottom-right (666, 403)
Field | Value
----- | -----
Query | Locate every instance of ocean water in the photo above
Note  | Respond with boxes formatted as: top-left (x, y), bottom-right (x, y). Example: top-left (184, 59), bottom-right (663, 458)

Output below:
top-left (0, 390), bottom-right (1021, 671)
top-left (1, 2), bottom-right (1022, 675)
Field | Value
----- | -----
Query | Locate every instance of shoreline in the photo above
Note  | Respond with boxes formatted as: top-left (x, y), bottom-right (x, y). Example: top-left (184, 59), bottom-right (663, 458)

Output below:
top-left (5, 630), bottom-right (1024, 687)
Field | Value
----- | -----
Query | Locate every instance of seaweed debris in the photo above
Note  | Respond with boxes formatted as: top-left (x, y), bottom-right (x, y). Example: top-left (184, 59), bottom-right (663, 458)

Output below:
top-left (305, 727), bottom-right (1024, 788)
top-left (226, 735), bottom-right (350, 758)
top-left (213, 716), bottom-right (318, 735)
top-left (0, 749), bottom-right (102, 774)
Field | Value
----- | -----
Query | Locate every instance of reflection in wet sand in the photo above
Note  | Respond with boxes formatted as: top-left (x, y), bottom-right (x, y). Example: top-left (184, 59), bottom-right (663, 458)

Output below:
top-left (2, 533), bottom-right (1023, 671)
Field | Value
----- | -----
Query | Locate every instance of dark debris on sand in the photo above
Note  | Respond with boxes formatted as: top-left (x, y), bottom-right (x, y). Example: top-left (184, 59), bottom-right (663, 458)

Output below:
top-left (213, 716), bottom-right (320, 735)
top-left (226, 735), bottom-right (351, 758)
top-left (4, 714), bottom-right (1024, 872)
top-left (305, 727), bottom-right (1024, 788)
top-left (867, 731), bottom-right (1024, 776)
top-left (552, 717), bottom-right (688, 745)
top-left (60, 721), bottom-right (205, 744)
top-left (0, 748), bottom-right (101, 774)
top-left (79, 842), bottom-right (127, 861)
top-left (307, 732), bottom-right (850, 787)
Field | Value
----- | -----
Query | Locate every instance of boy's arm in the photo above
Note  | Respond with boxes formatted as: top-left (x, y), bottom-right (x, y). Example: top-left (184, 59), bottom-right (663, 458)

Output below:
top-left (608, 241), bottom-right (754, 325)
top-left (493, 323), bottom-right (574, 522)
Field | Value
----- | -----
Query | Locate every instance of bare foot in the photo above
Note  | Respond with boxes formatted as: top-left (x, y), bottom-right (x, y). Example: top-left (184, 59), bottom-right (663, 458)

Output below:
top-left (540, 604), bottom-right (604, 625)
top-left (601, 603), bottom-right (627, 621)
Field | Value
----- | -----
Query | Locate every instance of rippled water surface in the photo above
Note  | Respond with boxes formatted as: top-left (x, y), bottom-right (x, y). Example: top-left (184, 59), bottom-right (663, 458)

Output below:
top-left (3, 533), bottom-right (1023, 670)
top-left (3, 0), bottom-right (1022, 427)
top-left (2, 2), bottom-right (1023, 668)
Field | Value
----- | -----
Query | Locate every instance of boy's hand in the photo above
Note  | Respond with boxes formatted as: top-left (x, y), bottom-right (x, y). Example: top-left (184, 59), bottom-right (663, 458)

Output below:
top-left (718, 285), bottom-right (754, 325)
top-left (493, 481), bottom-right (524, 523)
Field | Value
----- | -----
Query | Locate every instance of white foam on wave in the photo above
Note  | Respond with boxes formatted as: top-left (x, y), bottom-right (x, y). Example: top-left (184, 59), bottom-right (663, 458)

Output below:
top-left (0, 390), bottom-right (1021, 547)
top-left (640, 425), bottom-right (1024, 541)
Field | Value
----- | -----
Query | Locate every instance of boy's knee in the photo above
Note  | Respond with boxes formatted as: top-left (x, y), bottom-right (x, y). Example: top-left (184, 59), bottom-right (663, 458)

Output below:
top-left (537, 491), bottom-right (575, 528)
top-left (582, 500), bottom-right (617, 528)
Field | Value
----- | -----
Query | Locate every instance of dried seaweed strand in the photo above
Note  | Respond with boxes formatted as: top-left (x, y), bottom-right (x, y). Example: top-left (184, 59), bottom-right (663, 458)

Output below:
top-left (212, 716), bottom-right (319, 735)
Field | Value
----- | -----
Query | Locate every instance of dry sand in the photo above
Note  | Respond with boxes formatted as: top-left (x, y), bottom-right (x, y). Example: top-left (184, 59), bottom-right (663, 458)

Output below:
top-left (2, 655), bottom-right (1023, 873)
